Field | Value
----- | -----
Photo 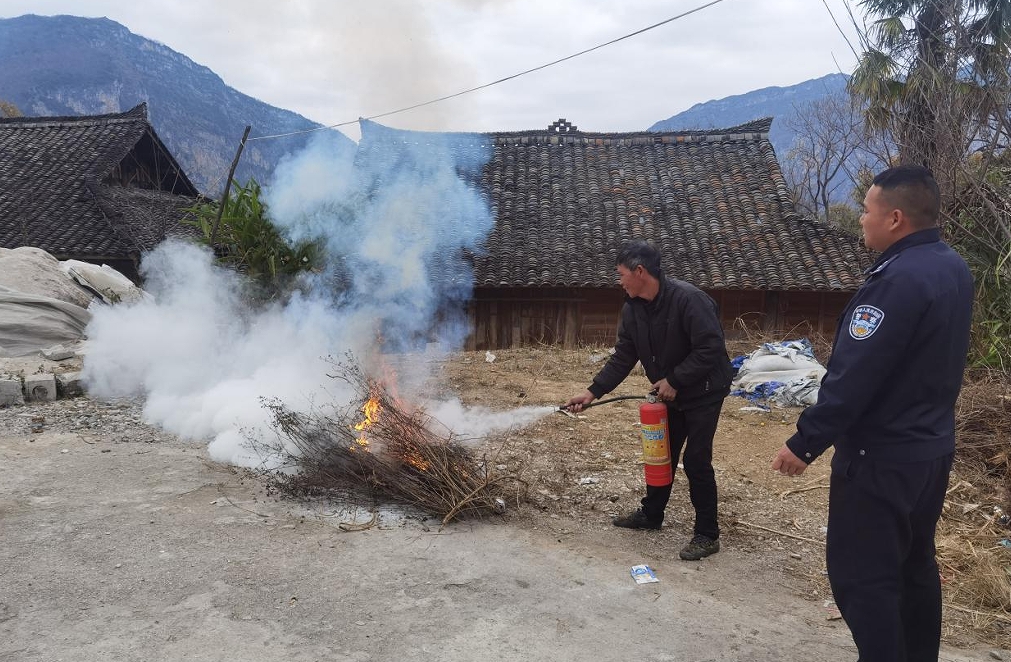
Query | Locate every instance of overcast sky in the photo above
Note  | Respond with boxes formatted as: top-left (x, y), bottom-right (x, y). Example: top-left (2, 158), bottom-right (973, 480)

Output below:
top-left (2, 0), bottom-right (865, 141)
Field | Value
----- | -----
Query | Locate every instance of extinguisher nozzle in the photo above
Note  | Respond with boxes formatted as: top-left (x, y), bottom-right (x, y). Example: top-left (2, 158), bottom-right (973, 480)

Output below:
top-left (554, 405), bottom-right (578, 419)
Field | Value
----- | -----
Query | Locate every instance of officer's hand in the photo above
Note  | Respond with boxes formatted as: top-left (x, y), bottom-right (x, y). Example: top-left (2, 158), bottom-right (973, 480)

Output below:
top-left (772, 445), bottom-right (808, 476)
top-left (565, 390), bottom-right (595, 413)
top-left (651, 378), bottom-right (678, 402)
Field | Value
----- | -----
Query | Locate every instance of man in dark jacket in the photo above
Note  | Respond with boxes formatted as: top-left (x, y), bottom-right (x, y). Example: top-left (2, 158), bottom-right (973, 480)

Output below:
top-left (773, 165), bottom-right (973, 661)
top-left (567, 240), bottom-right (732, 561)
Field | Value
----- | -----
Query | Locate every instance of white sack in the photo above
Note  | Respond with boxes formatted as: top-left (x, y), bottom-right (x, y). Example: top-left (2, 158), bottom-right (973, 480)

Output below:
top-left (62, 260), bottom-right (150, 305)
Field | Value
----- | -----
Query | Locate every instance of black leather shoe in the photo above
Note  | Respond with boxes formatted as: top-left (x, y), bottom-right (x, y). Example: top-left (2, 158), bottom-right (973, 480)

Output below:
top-left (679, 534), bottom-right (720, 560)
top-left (612, 509), bottom-right (662, 530)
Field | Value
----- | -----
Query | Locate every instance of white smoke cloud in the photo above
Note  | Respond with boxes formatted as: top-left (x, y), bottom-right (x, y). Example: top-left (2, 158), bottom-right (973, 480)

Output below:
top-left (424, 399), bottom-right (556, 441)
top-left (82, 125), bottom-right (551, 467)
top-left (82, 240), bottom-right (358, 466)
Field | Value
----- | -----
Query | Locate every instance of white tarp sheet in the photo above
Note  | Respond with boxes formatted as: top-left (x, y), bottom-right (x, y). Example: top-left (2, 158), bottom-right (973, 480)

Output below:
top-left (731, 339), bottom-right (827, 407)
top-left (0, 247), bottom-right (95, 308)
top-left (0, 286), bottom-right (91, 357)
top-left (0, 247), bottom-right (148, 358)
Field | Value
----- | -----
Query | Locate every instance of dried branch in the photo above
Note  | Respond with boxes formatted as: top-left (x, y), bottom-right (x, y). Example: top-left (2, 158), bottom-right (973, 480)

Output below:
top-left (261, 355), bottom-right (523, 524)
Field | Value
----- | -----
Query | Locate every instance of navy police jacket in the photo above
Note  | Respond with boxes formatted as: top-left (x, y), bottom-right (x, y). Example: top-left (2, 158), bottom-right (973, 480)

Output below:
top-left (786, 228), bottom-right (973, 464)
top-left (588, 276), bottom-right (733, 410)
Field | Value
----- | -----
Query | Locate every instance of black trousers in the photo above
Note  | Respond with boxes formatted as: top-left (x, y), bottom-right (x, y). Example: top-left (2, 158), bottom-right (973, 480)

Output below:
top-left (640, 400), bottom-right (722, 539)
top-left (827, 451), bottom-right (953, 662)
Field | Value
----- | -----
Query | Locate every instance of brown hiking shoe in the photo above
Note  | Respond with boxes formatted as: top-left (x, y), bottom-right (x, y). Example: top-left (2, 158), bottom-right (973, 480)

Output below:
top-left (612, 509), bottom-right (662, 530)
top-left (679, 534), bottom-right (720, 560)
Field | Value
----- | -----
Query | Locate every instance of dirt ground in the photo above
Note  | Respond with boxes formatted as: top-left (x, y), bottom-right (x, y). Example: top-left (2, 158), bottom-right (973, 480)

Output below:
top-left (437, 345), bottom-right (1011, 651)
top-left (0, 347), bottom-right (1006, 661)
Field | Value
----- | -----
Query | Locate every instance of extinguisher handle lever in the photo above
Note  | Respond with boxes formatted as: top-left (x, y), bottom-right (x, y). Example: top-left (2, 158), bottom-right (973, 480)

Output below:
top-left (646, 388), bottom-right (659, 404)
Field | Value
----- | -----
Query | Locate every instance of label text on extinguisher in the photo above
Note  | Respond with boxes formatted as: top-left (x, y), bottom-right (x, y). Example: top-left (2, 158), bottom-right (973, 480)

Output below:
top-left (640, 422), bottom-right (670, 465)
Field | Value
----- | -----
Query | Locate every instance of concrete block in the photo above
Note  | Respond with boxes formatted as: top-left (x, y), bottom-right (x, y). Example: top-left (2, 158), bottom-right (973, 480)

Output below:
top-left (0, 379), bottom-right (24, 407)
top-left (56, 371), bottom-right (84, 397)
top-left (24, 373), bottom-right (57, 402)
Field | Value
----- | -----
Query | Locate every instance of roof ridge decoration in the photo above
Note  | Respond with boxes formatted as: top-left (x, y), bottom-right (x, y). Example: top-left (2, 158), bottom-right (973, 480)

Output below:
top-left (359, 116), bottom-right (774, 148)
top-left (548, 118), bottom-right (578, 133)
top-left (491, 116), bottom-right (774, 144)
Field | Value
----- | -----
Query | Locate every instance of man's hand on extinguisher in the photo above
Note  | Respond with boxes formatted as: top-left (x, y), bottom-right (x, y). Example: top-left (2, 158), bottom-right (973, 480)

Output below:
top-left (651, 378), bottom-right (677, 401)
top-left (564, 390), bottom-right (595, 412)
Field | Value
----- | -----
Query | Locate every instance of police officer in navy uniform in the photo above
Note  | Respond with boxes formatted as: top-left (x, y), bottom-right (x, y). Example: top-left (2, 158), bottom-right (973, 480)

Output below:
top-left (773, 165), bottom-right (973, 662)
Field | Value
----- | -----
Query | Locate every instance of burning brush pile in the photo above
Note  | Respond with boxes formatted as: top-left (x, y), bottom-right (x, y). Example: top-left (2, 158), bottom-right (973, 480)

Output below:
top-left (262, 357), bottom-right (522, 525)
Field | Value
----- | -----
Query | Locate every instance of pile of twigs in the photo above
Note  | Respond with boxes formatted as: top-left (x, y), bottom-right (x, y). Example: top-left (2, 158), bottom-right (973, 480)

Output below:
top-left (936, 482), bottom-right (1011, 643)
top-left (955, 373), bottom-right (1011, 475)
top-left (263, 358), bottom-right (522, 525)
top-left (935, 374), bottom-right (1011, 644)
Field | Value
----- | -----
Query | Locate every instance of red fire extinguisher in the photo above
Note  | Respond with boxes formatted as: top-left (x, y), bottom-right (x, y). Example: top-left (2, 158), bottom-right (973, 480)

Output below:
top-left (639, 395), bottom-right (672, 486)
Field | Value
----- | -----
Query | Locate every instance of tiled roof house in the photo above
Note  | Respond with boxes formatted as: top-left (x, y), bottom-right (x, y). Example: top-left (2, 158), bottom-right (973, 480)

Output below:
top-left (0, 103), bottom-right (199, 279)
top-left (358, 118), bottom-right (873, 349)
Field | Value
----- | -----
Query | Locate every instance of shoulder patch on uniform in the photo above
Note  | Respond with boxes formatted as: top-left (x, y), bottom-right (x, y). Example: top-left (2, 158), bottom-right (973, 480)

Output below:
top-left (849, 305), bottom-right (884, 340)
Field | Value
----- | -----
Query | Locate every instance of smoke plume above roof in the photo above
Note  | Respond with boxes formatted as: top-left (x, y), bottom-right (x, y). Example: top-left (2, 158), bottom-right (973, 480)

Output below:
top-left (82, 123), bottom-right (548, 466)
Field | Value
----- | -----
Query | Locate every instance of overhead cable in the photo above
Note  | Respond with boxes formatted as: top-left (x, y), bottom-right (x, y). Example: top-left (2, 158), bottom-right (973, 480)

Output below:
top-left (819, 0), bottom-right (860, 60)
top-left (247, 0), bottom-right (728, 141)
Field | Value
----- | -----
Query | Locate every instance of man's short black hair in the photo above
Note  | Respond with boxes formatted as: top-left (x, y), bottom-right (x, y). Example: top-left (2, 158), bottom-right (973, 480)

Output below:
top-left (871, 165), bottom-right (940, 230)
top-left (617, 240), bottom-right (662, 279)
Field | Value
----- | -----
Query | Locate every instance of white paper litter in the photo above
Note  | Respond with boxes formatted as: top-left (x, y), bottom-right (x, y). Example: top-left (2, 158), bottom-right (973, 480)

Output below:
top-left (630, 564), bottom-right (659, 584)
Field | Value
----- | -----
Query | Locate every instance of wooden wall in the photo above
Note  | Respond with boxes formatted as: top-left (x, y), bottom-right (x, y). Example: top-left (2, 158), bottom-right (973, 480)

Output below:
top-left (465, 286), bottom-right (853, 350)
top-left (103, 131), bottom-right (190, 194)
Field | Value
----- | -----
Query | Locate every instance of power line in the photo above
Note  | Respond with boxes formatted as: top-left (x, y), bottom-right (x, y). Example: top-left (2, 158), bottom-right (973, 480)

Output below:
top-left (248, 0), bottom-right (729, 142)
top-left (819, 0), bottom-right (860, 62)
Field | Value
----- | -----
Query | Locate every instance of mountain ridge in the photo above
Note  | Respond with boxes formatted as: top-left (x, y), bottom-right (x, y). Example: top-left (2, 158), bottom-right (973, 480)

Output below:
top-left (1, 15), bottom-right (847, 202)
top-left (650, 73), bottom-right (850, 159)
top-left (0, 14), bottom-right (354, 194)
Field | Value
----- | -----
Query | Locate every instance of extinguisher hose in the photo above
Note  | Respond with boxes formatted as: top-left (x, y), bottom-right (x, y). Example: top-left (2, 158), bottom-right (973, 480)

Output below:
top-left (580, 394), bottom-right (647, 410)
top-left (558, 390), bottom-right (657, 412)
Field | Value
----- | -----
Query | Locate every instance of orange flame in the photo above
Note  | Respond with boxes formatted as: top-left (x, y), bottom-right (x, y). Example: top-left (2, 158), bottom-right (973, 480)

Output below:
top-left (352, 396), bottom-right (381, 447)
top-left (354, 397), bottom-right (380, 431)
top-left (403, 450), bottom-right (430, 472)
